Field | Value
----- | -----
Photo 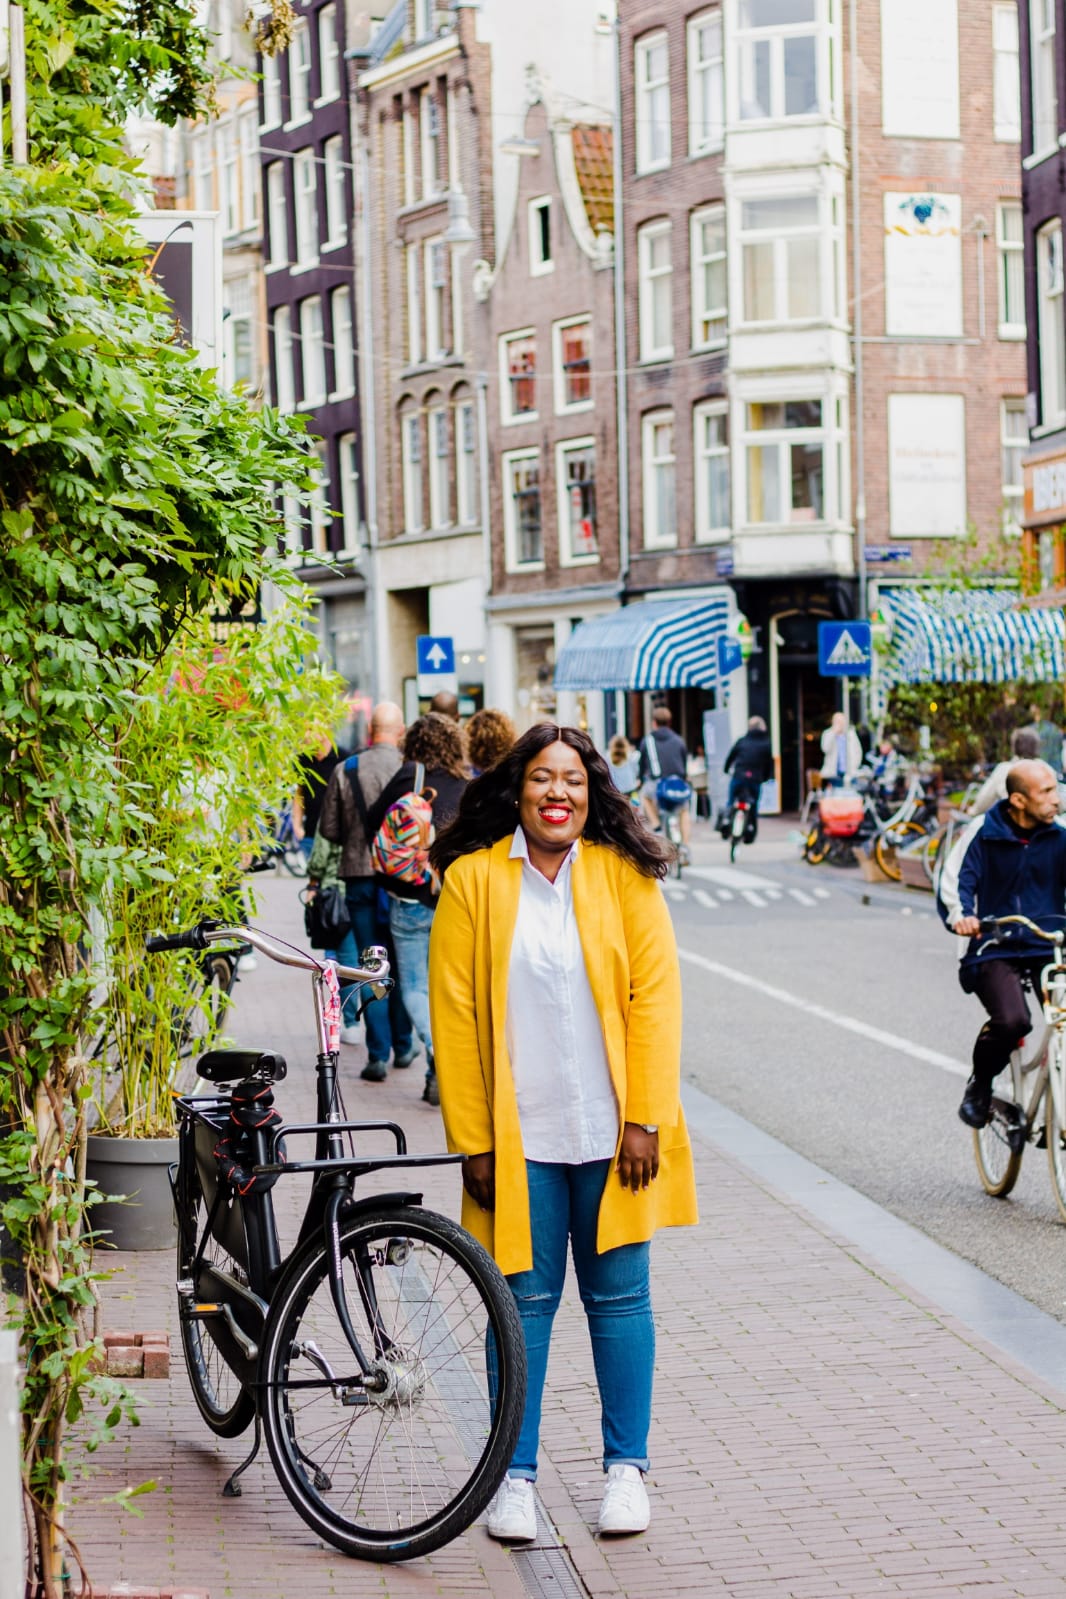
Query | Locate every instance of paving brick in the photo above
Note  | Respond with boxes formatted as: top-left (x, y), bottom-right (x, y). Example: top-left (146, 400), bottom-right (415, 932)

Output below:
top-left (105, 1346), bottom-right (143, 1379)
top-left (141, 1344), bottom-right (170, 1379)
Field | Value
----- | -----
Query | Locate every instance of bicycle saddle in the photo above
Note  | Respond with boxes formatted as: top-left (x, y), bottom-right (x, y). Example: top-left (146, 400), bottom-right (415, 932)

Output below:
top-left (195, 1049), bottom-right (288, 1083)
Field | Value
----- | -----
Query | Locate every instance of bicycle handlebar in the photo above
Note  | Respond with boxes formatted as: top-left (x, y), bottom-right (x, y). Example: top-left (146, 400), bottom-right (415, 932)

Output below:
top-left (978, 914), bottom-right (1066, 945)
top-left (146, 919), bottom-right (390, 986)
top-left (145, 924), bottom-right (214, 953)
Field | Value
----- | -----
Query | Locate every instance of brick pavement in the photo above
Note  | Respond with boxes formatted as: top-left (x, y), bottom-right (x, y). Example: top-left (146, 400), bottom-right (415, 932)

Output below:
top-left (70, 872), bottom-right (1066, 1599)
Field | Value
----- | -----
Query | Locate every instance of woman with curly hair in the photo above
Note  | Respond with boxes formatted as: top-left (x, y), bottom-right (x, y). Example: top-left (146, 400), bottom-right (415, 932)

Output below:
top-left (466, 706), bottom-right (517, 776)
top-left (428, 724), bottom-right (698, 1542)
top-left (364, 712), bottom-right (467, 1104)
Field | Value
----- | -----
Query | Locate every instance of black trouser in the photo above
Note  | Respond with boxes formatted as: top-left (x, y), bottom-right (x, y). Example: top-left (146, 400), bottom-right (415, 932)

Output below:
top-left (970, 958), bottom-right (1045, 1085)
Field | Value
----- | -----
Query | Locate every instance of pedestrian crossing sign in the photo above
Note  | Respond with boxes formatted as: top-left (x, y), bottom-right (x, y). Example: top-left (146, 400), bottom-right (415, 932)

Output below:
top-left (818, 621), bottom-right (872, 677)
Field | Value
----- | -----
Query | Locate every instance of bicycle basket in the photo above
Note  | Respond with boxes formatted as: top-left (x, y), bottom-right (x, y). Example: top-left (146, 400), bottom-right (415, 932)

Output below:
top-left (819, 792), bottom-right (864, 838)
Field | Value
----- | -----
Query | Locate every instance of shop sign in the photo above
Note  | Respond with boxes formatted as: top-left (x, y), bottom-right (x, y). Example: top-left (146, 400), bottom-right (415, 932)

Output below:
top-left (1024, 448), bottom-right (1066, 529)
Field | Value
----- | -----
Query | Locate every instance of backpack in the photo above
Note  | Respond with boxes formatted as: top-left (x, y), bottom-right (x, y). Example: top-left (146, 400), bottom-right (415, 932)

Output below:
top-left (371, 763), bottom-right (438, 888)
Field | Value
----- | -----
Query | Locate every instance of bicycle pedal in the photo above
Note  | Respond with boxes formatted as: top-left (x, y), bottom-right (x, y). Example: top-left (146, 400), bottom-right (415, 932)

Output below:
top-left (1035, 1125), bottom-right (1048, 1150)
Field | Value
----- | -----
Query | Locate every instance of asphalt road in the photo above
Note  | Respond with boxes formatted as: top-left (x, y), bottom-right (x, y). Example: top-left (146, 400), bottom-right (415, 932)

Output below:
top-left (670, 834), bottom-right (1066, 1324)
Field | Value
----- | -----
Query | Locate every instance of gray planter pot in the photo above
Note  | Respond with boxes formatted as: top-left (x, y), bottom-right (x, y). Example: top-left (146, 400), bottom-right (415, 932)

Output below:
top-left (86, 1133), bottom-right (178, 1252)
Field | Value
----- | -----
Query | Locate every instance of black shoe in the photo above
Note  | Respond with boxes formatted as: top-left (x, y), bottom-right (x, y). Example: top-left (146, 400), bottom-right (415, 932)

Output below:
top-left (958, 1075), bottom-right (992, 1129)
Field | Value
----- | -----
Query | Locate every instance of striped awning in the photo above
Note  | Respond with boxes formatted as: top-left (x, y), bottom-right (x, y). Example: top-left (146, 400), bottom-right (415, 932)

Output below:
top-left (881, 589), bottom-right (1066, 684)
top-left (553, 594), bottom-right (732, 691)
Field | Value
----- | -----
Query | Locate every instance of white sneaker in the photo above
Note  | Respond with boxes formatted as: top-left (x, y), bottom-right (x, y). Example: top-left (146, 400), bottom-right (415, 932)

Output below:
top-left (339, 1024), bottom-right (362, 1046)
top-left (486, 1476), bottom-right (537, 1542)
top-left (597, 1464), bottom-right (650, 1535)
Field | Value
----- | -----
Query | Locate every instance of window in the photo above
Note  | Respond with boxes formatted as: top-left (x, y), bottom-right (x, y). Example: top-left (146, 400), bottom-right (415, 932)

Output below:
top-left (456, 400), bottom-right (477, 524)
top-left (425, 238), bottom-right (448, 358)
top-left (192, 130), bottom-right (213, 212)
top-left (1001, 399), bottom-right (1027, 534)
top-left (451, 245), bottom-right (464, 358)
top-left (280, 487), bottom-right (303, 559)
top-left (272, 305), bottom-right (294, 412)
top-left (414, 0), bottom-right (434, 38)
top-left (739, 195), bottom-right (819, 323)
top-left (293, 149), bottom-right (318, 266)
top-left (223, 278), bottom-right (253, 390)
top-left (635, 30), bottom-right (670, 173)
top-left (737, 0), bottom-right (818, 122)
top-left (883, 191), bottom-right (963, 338)
top-left (688, 9), bottom-right (724, 154)
top-left (888, 393), bottom-right (966, 537)
top-left (318, 4), bottom-right (340, 102)
top-left (428, 406), bottom-right (451, 528)
top-left (1038, 222), bottom-right (1065, 427)
top-left (288, 23), bottom-right (312, 123)
top-left (694, 402), bottom-right (730, 541)
top-left (997, 202), bottom-right (1025, 338)
top-left (503, 450), bottom-right (543, 567)
top-left (331, 285), bottom-right (354, 397)
top-left (1031, 0), bottom-right (1058, 154)
top-left (557, 439), bottom-right (598, 563)
top-left (638, 220), bottom-right (673, 360)
top-left (298, 295), bottom-right (326, 405)
top-left (691, 205), bottom-right (727, 347)
top-left (500, 331), bottom-right (537, 422)
top-left (529, 198), bottom-right (553, 275)
top-left (310, 442), bottom-right (331, 554)
top-left (338, 432), bottom-right (360, 549)
top-left (420, 89), bottom-right (443, 199)
top-left (881, 0), bottom-right (959, 138)
top-left (447, 84), bottom-right (462, 190)
top-left (266, 162), bottom-right (287, 266)
top-left (402, 413), bottom-right (424, 531)
top-left (323, 136), bottom-right (347, 245)
top-left (642, 410), bottom-right (677, 548)
top-left (403, 106), bottom-right (416, 207)
top-left (992, 4), bottom-right (1020, 141)
top-left (219, 123), bottom-right (239, 235)
top-left (744, 400), bottom-right (824, 525)
top-left (261, 51), bottom-right (282, 129)
top-left (239, 108), bottom-right (259, 230)
top-left (406, 244), bottom-right (423, 365)
top-left (553, 317), bottom-right (592, 413)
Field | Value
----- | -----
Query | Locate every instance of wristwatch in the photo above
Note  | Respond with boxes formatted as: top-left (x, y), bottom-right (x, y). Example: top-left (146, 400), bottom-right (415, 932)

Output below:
top-left (638, 1124), bottom-right (659, 1134)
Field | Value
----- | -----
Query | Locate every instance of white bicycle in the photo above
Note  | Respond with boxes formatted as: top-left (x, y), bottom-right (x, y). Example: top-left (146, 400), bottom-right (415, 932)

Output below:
top-left (971, 915), bottom-right (1066, 1220)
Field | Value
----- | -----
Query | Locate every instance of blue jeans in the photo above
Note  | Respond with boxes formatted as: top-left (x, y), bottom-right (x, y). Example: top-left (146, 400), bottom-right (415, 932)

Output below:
top-left (503, 1159), bottom-right (653, 1480)
top-left (388, 897), bottom-right (435, 1058)
top-left (338, 879), bottom-right (413, 1064)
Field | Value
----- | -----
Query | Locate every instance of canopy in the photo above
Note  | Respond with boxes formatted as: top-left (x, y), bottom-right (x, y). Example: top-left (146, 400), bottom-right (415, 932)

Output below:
top-left (553, 594), bottom-right (733, 691)
top-left (880, 588), bottom-right (1066, 684)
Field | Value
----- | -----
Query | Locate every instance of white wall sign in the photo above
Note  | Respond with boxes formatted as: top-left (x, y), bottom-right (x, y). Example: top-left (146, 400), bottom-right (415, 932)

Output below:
top-left (883, 193), bottom-right (962, 337)
top-left (888, 393), bottom-right (967, 538)
top-left (881, 0), bottom-right (959, 140)
top-left (130, 211), bottom-right (223, 373)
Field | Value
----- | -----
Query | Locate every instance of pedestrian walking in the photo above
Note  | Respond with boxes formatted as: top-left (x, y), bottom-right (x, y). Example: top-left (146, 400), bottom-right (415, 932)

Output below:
top-left (319, 701), bottom-right (416, 1072)
top-left (293, 734), bottom-right (348, 861)
top-left (365, 713), bottom-right (468, 1106)
top-left (606, 733), bottom-right (641, 798)
top-left (638, 706), bottom-right (692, 854)
top-left (820, 711), bottom-right (863, 788)
top-left (428, 724), bottom-right (698, 1543)
top-left (465, 706), bottom-right (517, 777)
top-left (1022, 702), bottom-right (1064, 774)
top-left (429, 689), bottom-right (461, 721)
top-left (970, 728), bottom-right (1041, 814)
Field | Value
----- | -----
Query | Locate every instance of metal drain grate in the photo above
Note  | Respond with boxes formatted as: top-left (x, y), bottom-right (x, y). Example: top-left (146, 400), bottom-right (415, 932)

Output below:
top-left (511, 1543), bottom-right (589, 1599)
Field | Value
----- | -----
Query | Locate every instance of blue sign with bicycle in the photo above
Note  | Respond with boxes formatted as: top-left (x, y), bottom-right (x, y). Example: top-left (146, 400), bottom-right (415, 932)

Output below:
top-left (818, 621), bottom-right (872, 678)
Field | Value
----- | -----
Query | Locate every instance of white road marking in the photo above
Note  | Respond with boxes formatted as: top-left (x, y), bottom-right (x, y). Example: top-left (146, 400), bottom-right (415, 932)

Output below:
top-left (715, 888), bottom-right (735, 900)
top-left (693, 889), bottom-right (719, 910)
top-left (740, 889), bottom-right (767, 908)
top-left (813, 887), bottom-right (831, 899)
top-left (677, 947), bottom-right (969, 1078)
top-left (662, 882), bottom-right (687, 898)
top-left (686, 864), bottom-right (781, 891)
top-left (789, 888), bottom-right (816, 906)
top-left (765, 889), bottom-right (783, 900)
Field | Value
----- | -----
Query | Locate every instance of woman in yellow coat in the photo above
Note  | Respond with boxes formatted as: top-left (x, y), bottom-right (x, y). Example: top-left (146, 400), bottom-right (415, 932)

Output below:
top-left (428, 723), bottom-right (698, 1544)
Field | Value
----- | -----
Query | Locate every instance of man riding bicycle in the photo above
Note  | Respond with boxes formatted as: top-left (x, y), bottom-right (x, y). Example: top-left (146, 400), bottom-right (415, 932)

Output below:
top-left (721, 716), bottom-right (773, 843)
top-left (937, 760), bottom-right (1066, 1129)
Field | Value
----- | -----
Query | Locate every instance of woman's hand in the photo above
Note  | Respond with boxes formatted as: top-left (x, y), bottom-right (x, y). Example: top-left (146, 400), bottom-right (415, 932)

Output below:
top-left (617, 1124), bottom-right (660, 1193)
top-left (462, 1152), bottom-right (496, 1212)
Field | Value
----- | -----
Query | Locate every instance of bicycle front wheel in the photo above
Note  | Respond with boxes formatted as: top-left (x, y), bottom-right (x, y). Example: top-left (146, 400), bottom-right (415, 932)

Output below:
top-left (804, 824), bottom-right (829, 865)
top-left (974, 1051), bottom-right (1024, 1199)
top-left (176, 953), bottom-right (235, 1059)
top-left (1046, 1037), bottom-right (1066, 1222)
top-left (874, 820), bottom-right (926, 881)
top-left (260, 1205), bottom-right (526, 1562)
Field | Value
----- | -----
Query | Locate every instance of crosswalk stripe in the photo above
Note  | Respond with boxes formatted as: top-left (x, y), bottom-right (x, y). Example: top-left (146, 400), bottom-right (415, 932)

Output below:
top-left (687, 864), bottom-right (780, 890)
top-left (812, 887), bottom-right (831, 899)
top-left (715, 888), bottom-right (734, 900)
top-left (765, 889), bottom-right (782, 900)
top-left (693, 889), bottom-right (718, 910)
top-left (740, 889), bottom-right (766, 908)
top-left (789, 888), bottom-right (816, 906)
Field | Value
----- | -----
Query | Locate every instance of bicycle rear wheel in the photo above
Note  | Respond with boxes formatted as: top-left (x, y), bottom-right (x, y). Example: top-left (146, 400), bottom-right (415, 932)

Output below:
top-left (260, 1205), bottom-right (526, 1562)
top-left (874, 820), bottom-right (926, 881)
top-left (974, 1051), bottom-right (1024, 1199)
top-left (175, 953), bottom-right (235, 1059)
top-left (1046, 1037), bottom-right (1066, 1222)
top-left (804, 823), bottom-right (829, 865)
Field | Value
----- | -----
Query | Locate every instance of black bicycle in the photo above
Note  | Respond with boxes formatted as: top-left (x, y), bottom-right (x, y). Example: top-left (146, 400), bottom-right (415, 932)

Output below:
top-left (148, 919), bottom-right (525, 1563)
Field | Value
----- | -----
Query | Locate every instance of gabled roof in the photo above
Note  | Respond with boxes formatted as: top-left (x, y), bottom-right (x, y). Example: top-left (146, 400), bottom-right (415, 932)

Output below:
top-left (571, 124), bottom-right (613, 236)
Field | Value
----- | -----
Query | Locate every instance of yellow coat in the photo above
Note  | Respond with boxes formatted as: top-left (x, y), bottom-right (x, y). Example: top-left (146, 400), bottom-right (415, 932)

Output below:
top-left (427, 835), bottom-right (698, 1275)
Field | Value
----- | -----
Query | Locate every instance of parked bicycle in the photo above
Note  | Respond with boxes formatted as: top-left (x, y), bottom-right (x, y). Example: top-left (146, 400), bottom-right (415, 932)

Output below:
top-left (151, 918), bottom-right (526, 1562)
top-left (969, 914), bottom-right (1066, 1221)
top-left (256, 804), bottom-right (308, 878)
top-left (804, 771), bottom-right (938, 878)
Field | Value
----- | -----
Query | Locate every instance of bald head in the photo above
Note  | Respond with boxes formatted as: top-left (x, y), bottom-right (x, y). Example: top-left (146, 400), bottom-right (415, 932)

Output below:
top-left (429, 690), bottom-right (460, 721)
top-left (1006, 759), bottom-right (1060, 828)
top-left (370, 701), bottom-right (404, 746)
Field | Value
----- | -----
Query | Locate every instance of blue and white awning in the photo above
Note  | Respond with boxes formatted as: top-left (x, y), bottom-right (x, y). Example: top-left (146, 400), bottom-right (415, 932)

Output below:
top-left (880, 589), bottom-right (1066, 684)
top-left (553, 594), bottom-right (732, 691)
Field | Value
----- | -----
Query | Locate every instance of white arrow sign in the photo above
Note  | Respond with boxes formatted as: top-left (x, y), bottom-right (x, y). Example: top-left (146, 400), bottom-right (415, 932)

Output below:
top-left (425, 642), bottom-right (448, 669)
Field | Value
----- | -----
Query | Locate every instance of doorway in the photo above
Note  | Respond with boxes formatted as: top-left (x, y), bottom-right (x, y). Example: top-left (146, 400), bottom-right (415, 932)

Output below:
top-left (770, 607), bottom-right (836, 812)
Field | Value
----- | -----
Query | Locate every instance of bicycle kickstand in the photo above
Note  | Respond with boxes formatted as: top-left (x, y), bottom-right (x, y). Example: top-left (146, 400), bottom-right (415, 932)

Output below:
top-left (223, 1410), bottom-right (263, 1498)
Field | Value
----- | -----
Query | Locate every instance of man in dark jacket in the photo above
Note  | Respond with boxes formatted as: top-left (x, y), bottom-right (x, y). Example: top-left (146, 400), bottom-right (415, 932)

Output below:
top-left (937, 760), bottom-right (1066, 1128)
top-left (721, 716), bottom-right (774, 843)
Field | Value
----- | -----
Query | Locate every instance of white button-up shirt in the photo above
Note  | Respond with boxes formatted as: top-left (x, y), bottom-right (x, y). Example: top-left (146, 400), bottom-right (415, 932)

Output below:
top-left (505, 827), bottom-right (619, 1164)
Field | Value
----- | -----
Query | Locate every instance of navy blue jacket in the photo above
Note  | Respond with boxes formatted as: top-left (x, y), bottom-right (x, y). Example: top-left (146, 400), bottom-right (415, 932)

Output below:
top-left (937, 799), bottom-right (1066, 969)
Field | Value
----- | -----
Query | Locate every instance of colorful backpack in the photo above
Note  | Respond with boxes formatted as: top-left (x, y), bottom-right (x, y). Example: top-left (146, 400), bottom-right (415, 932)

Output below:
top-left (371, 762), bottom-right (438, 888)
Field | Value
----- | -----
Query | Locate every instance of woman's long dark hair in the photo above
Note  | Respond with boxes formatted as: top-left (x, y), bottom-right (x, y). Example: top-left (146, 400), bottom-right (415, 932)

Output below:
top-left (430, 723), bottom-right (671, 879)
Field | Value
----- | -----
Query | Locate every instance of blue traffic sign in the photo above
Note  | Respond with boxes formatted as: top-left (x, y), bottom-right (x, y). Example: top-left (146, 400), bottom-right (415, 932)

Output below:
top-left (717, 634), bottom-right (743, 677)
top-left (818, 621), bottom-right (872, 678)
top-left (416, 635), bottom-right (455, 676)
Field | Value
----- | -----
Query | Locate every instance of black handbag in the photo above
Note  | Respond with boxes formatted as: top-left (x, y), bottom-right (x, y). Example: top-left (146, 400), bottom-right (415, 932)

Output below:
top-left (302, 884), bottom-right (351, 950)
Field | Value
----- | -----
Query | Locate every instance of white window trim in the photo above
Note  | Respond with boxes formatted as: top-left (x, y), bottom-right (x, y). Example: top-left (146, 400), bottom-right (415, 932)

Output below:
top-left (499, 328), bottom-right (539, 426)
top-left (316, 4), bottom-right (341, 105)
top-left (420, 88), bottom-right (443, 201)
top-left (406, 243), bottom-right (423, 366)
top-left (1030, 0), bottom-right (1059, 160)
top-left (996, 201), bottom-right (1026, 341)
top-left (1000, 398), bottom-right (1026, 535)
top-left (502, 447), bottom-right (544, 572)
top-left (739, 394), bottom-right (832, 530)
top-left (266, 161), bottom-right (287, 269)
top-left (424, 237), bottom-right (449, 360)
top-left (552, 315), bottom-right (593, 416)
top-left (260, 51), bottom-right (282, 131)
top-left (693, 400), bottom-right (731, 544)
top-left (556, 436), bottom-right (599, 567)
top-left (298, 296), bottom-right (326, 406)
top-left (528, 197), bottom-right (554, 277)
top-left (273, 305), bottom-right (294, 412)
top-left (428, 406), bottom-right (452, 530)
top-left (293, 149), bottom-right (318, 268)
top-left (642, 408), bottom-right (677, 549)
top-left (309, 442), bottom-right (332, 556)
top-left (992, 2), bottom-right (1021, 142)
top-left (330, 285), bottom-right (355, 400)
top-left (402, 412), bottom-right (425, 533)
top-left (735, 0), bottom-right (823, 126)
top-left (455, 399), bottom-right (477, 526)
top-left (635, 29), bottom-right (671, 175)
top-left (238, 109), bottom-right (259, 232)
top-left (323, 137), bottom-right (347, 249)
top-left (1038, 221), bottom-right (1066, 429)
top-left (735, 190), bottom-right (824, 328)
top-left (691, 203), bottom-right (727, 350)
top-left (637, 219), bottom-right (674, 362)
top-left (338, 431), bottom-right (360, 552)
top-left (286, 22), bottom-right (313, 129)
top-left (687, 8), bottom-right (724, 157)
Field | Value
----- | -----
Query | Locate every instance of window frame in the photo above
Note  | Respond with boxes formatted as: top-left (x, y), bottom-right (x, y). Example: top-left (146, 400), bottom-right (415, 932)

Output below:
top-left (406, 243), bottom-right (423, 366)
top-left (992, 3), bottom-right (1021, 142)
top-left (272, 305), bottom-right (294, 412)
top-left (693, 400), bottom-right (731, 543)
top-left (737, 192), bottom-right (822, 326)
top-left (238, 107), bottom-right (259, 231)
top-left (455, 399), bottom-right (478, 525)
top-left (260, 50), bottom-right (282, 131)
top-left (428, 404), bottom-right (451, 529)
top-left (309, 440), bottom-right (332, 556)
top-left (552, 315), bottom-right (593, 416)
top-left (741, 397), bottom-right (828, 529)
top-left (298, 296), bottom-right (327, 407)
top-left (528, 197), bottom-right (554, 277)
top-left (424, 237), bottom-right (449, 360)
top-left (292, 148), bottom-right (318, 267)
top-left (223, 277), bottom-right (254, 391)
top-left (1030, 0), bottom-right (1058, 158)
top-left (420, 87), bottom-right (443, 201)
top-left (266, 161), bottom-right (287, 267)
top-left (1038, 221), bottom-right (1066, 429)
top-left (637, 219), bottom-right (674, 362)
top-left (635, 29), bottom-right (671, 175)
top-left (688, 8), bottom-right (724, 157)
top-left (996, 201), bottom-right (1026, 340)
top-left (330, 284), bottom-right (354, 399)
top-left (192, 130), bottom-right (213, 213)
top-left (287, 22), bottom-right (312, 126)
top-left (317, 4), bottom-right (341, 103)
top-left (691, 204), bottom-right (727, 349)
top-left (1000, 398), bottom-right (1027, 535)
top-left (641, 408), bottom-right (678, 550)
top-left (736, 0), bottom-right (821, 125)
top-left (338, 431), bottom-right (361, 552)
top-left (323, 136), bottom-right (347, 248)
top-left (556, 436), bottom-right (599, 565)
top-left (499, 329), bottom-right (538, 425)
top-left (502, 447), bottom-right (544, 571)
top-left (401, 411), bottom-right (425, 533)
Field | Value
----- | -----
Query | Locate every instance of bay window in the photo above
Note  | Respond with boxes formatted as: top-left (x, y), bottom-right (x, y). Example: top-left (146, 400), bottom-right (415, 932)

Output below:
top-left (739, 194), bottom-right (820, 323)
top-left (744, 399), bottom-right (825, 525)
top-left (737, 0), bottom-right (819, 122)
top-left (642, 410), bottom-right (677, 548)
